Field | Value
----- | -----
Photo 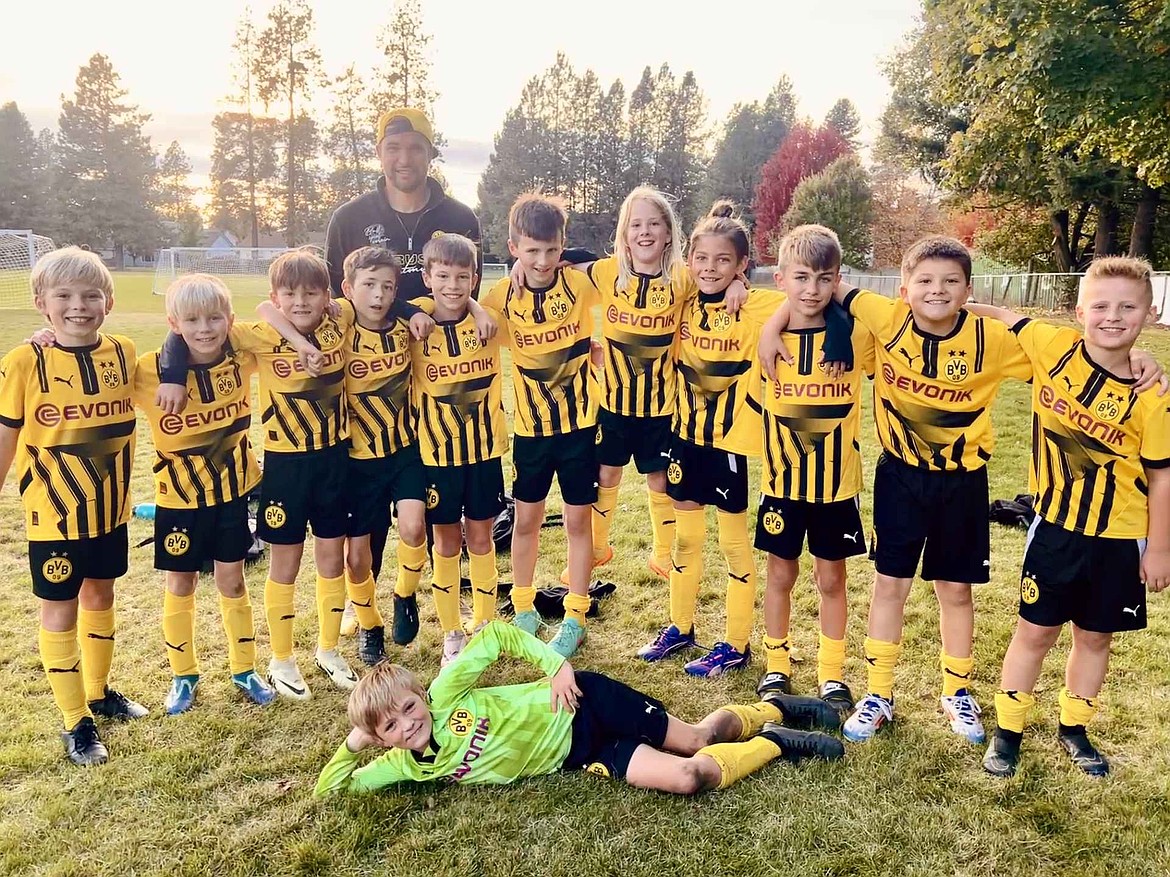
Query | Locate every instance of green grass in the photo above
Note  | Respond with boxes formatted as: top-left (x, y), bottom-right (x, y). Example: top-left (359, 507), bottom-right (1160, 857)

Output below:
top-left (2, 274), bottom-right (1170, 876)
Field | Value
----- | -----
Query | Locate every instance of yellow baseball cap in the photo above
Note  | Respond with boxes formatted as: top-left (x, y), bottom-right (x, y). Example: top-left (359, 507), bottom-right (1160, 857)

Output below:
top-left (376, 108), bottom-right (435, 150)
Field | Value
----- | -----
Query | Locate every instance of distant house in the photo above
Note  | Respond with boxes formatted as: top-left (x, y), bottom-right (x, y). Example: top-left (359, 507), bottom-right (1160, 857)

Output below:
top-left (200, 230), bottom-right (240, 250)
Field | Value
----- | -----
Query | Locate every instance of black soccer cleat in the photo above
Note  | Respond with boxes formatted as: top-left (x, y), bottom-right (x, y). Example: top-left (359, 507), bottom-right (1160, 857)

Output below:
top-left (756, 671), bottom-right (792, 697)
top-left (391, 593), bottom-right (420, 646)
top-left (819, 680), bottom-right (855, 720)
top-left (1058, 728), bottom-right (1110, 777)
top-left (357, 625), bottom-right (387, 667)
top-left (763, 691), bottom-right (842, 732)
top-left (982, 732), bottom-right (1021, 778)
top-left (760, 722), bottom-right (845, 763)
top-left (61, 716), bottom-right (109, 767)
top-left (88, 687), bottom-right (149, 721)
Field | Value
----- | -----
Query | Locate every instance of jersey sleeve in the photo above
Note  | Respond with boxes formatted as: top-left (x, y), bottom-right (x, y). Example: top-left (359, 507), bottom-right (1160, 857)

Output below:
top-left (741, 289), bottom-right (786, 328)
top-left (842, 289), bottom-right (896, 337)
top-left (989, 318), bottom-right (1033, 381)
top-left (1010, 318), bottom-right (1074, 365)
top-left (313, 742), bottom-right (412, 796)
top-left (586, 256), bottom-right (617, 294)
top-left (566, 267), bottom-right (600, 307)
top-left (853, 323), bottom-right (877, 378)
top-left (1140, 399), bottom-right (1170, 469)
top-left (158, 331), bottom-right (190, 384)
top-left (480, 277), bottom-right (509, 312)
top-left (229, 320), bottom-right (278, 352)
top-left (131, 351), bottom-right (160, 409)
top-left (428, 620), bottom-right (565, 706)
top-left (0, 348), bottom-right (29, 428)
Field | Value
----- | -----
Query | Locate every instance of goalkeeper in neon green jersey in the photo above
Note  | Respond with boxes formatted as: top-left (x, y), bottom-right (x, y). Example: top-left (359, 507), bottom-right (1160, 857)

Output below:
top-left (315, 621), bottom-right (844, 795)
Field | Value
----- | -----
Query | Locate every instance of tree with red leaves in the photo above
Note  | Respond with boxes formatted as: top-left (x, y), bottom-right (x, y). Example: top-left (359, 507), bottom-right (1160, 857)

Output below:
top-left (751, 124), bottom-right (849, 261)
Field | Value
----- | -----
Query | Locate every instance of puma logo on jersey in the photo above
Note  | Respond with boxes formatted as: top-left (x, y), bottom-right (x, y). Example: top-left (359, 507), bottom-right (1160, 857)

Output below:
top-left (898, 348), bottom-right (919, 367)
top-left (53, 375), bottom-right (74, 387)
top-left (1062, 376), bottom-right (1077, 392)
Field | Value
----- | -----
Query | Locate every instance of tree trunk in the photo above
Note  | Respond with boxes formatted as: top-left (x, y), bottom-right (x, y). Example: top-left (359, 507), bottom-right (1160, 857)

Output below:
top-left (1070, 202), bottom-right (1091, 270)
top-left (1093, 200), bottom-right (1120, 259)
top-left (1050, 209), bottom-right (1072, 273)
top-left (286, 46), bottom-right (296, 247)
top-left (1128, 183), bottom-right (1160, 258)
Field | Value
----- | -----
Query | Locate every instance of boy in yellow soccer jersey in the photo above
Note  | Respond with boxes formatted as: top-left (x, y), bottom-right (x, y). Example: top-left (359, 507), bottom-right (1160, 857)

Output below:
top-left (315, 621), bottom-right (844, 795)
top-left (0, 247), bottom-right (147, 766)
top-left (133, 275), bottom-right (275, 713)
top-left (412, 234), bottom-right (509, 666)
top-left (968, 258), bottom-right (1170, 778)
top-left (483, 194), bottom-right (600, 658)
top-left (753, 226), bottom-right (874, 718)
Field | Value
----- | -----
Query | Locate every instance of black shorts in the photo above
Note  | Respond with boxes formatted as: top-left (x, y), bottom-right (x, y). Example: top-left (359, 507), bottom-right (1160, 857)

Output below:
top-left (595, 409), bottom-right (672, 474)
top-left (563, 671), bottom-right (670, 780)
top-left (754, 494), bottom-right (867, 561)
top-left (1019, 517), bottom-right (1146, 633)
top-left (664, 437), bottom-right (748, 513)
top-left (29, 525), bottom-right (129, 601)
top-left (154, 497), bottom-right (253, 572)
top-left (346, 445), bottom-right (427, 538)
top-left (257, 444), bottom-right (349, 544)
top-left (424, 459), bottom-right (505, 525)
top-left (512, 428), bottom-right (598, 507)
top-left (872, 453), bottom-right (990, 583)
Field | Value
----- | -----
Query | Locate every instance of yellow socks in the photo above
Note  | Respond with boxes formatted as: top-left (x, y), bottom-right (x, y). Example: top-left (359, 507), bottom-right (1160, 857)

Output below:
top-left (431, 552), bottom-right (463, 633)
top-left (764, 636), bottom-right (791, 675)
top-left (512, 585), bottom-right (537, 614)
top-left (1059, 687), bottom-right (1098, 728)
top-left (395, 540), bottom-right (428, 598)
top-left (218, 592), bottom-right (257, 675)
top-left (316, 573), bottom-right (347, 651)
top-left (78, 607), bottom-right (115, 702)
top-left (264, 579), bottom-right (296, 661)
top-left (864, 636), bottom-right (901, 700)
top-left (345, 572), bottom-right (384, 629)
top-left (941, 651), bottom-right (974, 697)
top-left (564, 592), bottom-right (591, 626)
top-left (39, 626), bottom-right (89, 729)
top-left (718, 510), bottom-right (756, 652)
top-left (717, 701), bottom-right (782, 740)
top-left (648, 487), bottom-right (676, 571)
top-left (468, 548), bottom-right (498, 629)
top-left (669, 507), bottom-right (706, 634)
top-left (994, 689), bottom-right (1035, 734)
top-left (592, 484), bottom-right (620, 563)
top-left (697, 737), bottom-right (782, 790)
top-left (162, 591), bottom-right (198, 677)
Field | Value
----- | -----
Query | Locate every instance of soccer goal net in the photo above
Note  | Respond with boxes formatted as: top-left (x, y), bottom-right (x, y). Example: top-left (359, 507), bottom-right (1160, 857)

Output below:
top-left (0, 230), bottom-right (57, 307)
top-left (152, 247), bottom-right (292, 297)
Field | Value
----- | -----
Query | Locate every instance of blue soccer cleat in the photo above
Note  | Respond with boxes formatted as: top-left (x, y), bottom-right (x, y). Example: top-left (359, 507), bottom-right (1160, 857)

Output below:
top-left (684, 642), bottom-right (751, 677)
top-left (637, 625), bottom-right (697, 661)
top-left (512, 609), bottom-right (541, 637)
top-left (164, 675), bottom-right (199, 716)
top-left (548, 618), bottom-right (586, 658)
top-left (233, 670), bottom-right (277, 706)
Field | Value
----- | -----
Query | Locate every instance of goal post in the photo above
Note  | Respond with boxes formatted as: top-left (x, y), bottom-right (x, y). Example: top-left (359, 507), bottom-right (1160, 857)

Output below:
top-left (0, 229), bottom-right (57, 307)
top-left (152, 247), bottom-right (293, 298)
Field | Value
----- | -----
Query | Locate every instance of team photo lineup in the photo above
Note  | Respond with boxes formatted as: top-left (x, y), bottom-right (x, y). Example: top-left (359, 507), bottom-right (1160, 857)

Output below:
top-left (2, 1), bottom-right (1170, 874)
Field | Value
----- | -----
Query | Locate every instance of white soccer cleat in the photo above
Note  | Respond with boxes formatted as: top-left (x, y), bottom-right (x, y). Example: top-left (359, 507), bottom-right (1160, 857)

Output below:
top-left (842, 693), bottom-right (894, 743)
top-left (940, 692), bottom-right (986, 744)
top-left (339, 603), bottom-right (358, 638)
top-left (314, 648), bottom-right (359, 691)
top-left (267, 656), bottom-right (312, 701)
top-left (441, 630), bottom-right (468, 667)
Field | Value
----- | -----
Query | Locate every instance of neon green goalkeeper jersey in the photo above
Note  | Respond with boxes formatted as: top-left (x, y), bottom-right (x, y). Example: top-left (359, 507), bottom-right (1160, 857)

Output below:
top-left (315, 622), bottom-right (573, 793)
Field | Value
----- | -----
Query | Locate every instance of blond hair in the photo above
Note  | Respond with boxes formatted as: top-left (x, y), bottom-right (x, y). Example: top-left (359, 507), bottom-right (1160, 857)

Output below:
top-left (269, 247), bottom-right (329, 292)
top-left (423, 233), bottom-right (477, 272)
top-left (1080, 255), bottom-right (1155, 304)
top-left (508, 192), bottom-right (568, 243)
top-left (776, 224), bottom-right (842, 273)
top-left (347, 662), bottom-right (429, 735)
top-left (900, 235), bottom-right (973, 283)
top-left (614, 186), bottom-right (685, 291)
top-left (30, 246), bottom-right (113, 300)
top-left (165, 274), bottom-right (234, 321)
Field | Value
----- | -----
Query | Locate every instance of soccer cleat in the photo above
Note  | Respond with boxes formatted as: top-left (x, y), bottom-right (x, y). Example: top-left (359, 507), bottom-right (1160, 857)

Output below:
top-left (940, 691), bottom-right (986, 744)
top-left (757, 671), bottom-right (792, 697)
top-left (759, 721), bottom-right (845, 763)
top-left (684, 642), bottom-right (751, 678)
top-left (357, 625), bottom-right (387, 667)
top-left (512, 609), bottom-right (541, 637)
top-left (762, 691), bottom-right (842, 732)
top-left (391, 593), bottom-right (420, 646)
top-left (441, 630), bottom-right (468, 667)
top-left (88, 687), bottom-right (149, 721)
top-left (1058, 728), bottom-right (1110, 777)
top-left (982, 732), bottom-right (1022, 778)
top-left (61, 716), bottom-right (108, 767)
top-left (843, 694), bottom-right (894, 743)
top-left (163, 675), bottom-right (199, 716)
top-left (820, 680), bottom-right (855, 720)
top-left (647, 557), bottom-right (671, 580)
top-left (339, 602), bottom-right (358, 638)
top-left (637, 624), bottom-right (697, 661)
top-left (315, 648), bottom-right (359, 690)
top-left (548, 618), bottom-right (586, 658)
top-left (232, 670), bottom-right (276, 706)
top-left (267, 656), bottom-right (312, 701)
top-left (559, 544), bottom-right (615, 586)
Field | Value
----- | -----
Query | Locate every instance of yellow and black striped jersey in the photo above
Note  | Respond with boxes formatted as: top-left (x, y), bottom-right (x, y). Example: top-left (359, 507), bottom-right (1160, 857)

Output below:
top-left (674, 288), bottom-right (784, 456)
top-left (410, 311), bottom-right (508, 466)
top-left (0, 336), bottom-right (136, 541)
top-left (762, 322), bottom-right (876, 503)
top-left (133, 347), bottom-right (261, 509)
top-left (588, 257), bottom-right (697, 418)
top-left (481, 270), bottom-right (599, 437)
top-left (229, 309), bottom-right (354, 454)
top-left (338, 299), bottom-right (417, 460)
top-left (1015, 319), bottom-right (1170, 538)
top-left (845, 289), bottom-right (1032, 471)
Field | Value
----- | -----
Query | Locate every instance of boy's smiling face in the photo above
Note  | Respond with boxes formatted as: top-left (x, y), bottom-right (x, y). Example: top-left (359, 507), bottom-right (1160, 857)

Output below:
top-left (508, 234), bottom-right (562, 289)
top-left (169, 308), bottom-right (234, 364)
top-left (35, 281), bottom-right (112, 346)
top-left (1076, 275), bottom-right (1156, 354)
top-left (776, 262), bottom-right (838, 321)
top-left (371, 692), bottom-right (433, 753)
top-left (271, 284), bottom-right (328, 334)
top-left (423, 261), bottom-right (477, 317)
top-left (900, 257), bottom-right (970, 330)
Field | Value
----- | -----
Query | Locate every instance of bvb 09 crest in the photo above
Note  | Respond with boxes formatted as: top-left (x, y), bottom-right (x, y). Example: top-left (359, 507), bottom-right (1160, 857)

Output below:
top-left (42, 553), bottom-right (72, 584)
top-left (99, 359), bottom-right (120, 389)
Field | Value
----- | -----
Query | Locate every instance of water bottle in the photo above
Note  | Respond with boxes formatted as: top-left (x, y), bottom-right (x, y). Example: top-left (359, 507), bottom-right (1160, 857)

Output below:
top-left (133, 502), bottom-right (157, 520)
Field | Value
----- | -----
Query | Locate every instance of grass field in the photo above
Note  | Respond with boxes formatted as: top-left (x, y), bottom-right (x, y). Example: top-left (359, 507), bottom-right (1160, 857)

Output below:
top-left (1, 275), bottom-right (1170, 876)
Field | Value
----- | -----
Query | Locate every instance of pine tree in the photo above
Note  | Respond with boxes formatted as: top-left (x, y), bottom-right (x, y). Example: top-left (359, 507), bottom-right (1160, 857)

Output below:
top-left (324, 64), bottom-right (377, 208)
top-left (210, 111), bottom-right (280, 240)
top-left (371, 0), bottom-right (443, 148)
top-left (0, 102), bottom-right (43, 229)
top-left (824, 98), bottom-right (861, 148)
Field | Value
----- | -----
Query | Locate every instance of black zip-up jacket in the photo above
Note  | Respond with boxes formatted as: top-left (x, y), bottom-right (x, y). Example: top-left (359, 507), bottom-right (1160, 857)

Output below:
top-left (324, 176), bottom-right (481, 301)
